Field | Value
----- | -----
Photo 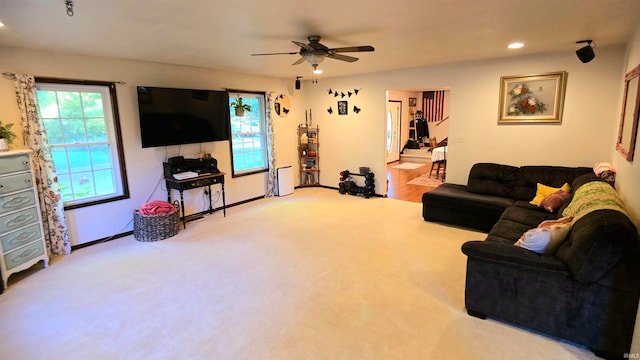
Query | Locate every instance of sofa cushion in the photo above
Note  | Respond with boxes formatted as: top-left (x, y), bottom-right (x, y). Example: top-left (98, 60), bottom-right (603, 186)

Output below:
top-left (571, 172), bottom-right (606, 191)
top-left (556, 209), bottom-right (639, 284)
top-left (466, 163), bottom-right (519, 197)
top-left (512, 166), bottom-right (592, 201)
top-left (422, 183), bottom-right (513, 232)
top-left (462, 241), bottom-right (570, 274)
top-left (486, 204), bottom-right (558, 244)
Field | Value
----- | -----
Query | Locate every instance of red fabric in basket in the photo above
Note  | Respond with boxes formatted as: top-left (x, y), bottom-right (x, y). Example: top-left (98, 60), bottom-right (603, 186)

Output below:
top-left (139, 200), bottom-right (175, 215)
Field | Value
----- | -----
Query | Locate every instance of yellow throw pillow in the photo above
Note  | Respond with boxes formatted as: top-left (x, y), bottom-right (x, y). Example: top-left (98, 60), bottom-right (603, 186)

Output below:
top-left (529, 182), bottom-right (570, 206)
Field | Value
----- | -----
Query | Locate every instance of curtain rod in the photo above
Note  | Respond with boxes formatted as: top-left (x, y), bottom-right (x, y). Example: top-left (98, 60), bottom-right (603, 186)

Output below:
top-left (1, 72), bottom-right (126, 85)
top-left (2, 72), bottom-right (16, 80)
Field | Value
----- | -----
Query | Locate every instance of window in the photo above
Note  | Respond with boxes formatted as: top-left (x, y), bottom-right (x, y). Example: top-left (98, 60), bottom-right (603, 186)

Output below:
top-left (228, 91), bottom-right (268, 177)
top-left (35, 79), bottom-right (129, 209)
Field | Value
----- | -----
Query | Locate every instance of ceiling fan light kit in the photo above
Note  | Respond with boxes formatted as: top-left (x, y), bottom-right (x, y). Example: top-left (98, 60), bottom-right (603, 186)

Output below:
top-left (252, 35), bottom-right (375, 80)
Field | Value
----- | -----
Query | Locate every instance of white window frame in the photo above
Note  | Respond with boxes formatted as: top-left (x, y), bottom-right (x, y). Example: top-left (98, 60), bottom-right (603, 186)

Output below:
top-left (35, 79), bottom-right (129, 209)
top-left (228, 91), bottom-right (268, 177)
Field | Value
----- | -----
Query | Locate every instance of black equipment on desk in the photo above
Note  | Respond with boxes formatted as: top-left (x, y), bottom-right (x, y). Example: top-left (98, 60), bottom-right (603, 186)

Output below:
top-left (163, 156), bottom-right (219, 178)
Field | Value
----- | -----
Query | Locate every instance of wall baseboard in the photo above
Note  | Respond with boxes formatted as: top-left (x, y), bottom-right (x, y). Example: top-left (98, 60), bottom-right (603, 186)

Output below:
top-left (71, 195), bottom-right (267, 251)
top-left (71, 230), bottom-right (134, 251)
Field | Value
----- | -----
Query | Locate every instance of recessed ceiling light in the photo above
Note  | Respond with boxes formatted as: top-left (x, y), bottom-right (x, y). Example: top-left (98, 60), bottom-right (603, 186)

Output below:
top-left (0, 21), bottom-right (5, 27)
top-left (508, 42), bottom-right (524, 49)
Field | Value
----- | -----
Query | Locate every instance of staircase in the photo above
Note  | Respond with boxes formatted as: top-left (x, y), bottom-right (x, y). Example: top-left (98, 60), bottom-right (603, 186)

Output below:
top-left (400, 147), bottom-right (431, 163)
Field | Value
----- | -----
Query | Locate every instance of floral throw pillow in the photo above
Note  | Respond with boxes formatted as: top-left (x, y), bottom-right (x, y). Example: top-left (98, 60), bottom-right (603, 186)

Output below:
top-left (514, 217), bottom-right (573, 254)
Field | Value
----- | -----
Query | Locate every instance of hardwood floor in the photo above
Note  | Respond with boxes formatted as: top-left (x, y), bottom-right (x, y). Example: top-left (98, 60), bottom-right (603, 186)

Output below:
top-left (385, 160), bottom-right (439, 203)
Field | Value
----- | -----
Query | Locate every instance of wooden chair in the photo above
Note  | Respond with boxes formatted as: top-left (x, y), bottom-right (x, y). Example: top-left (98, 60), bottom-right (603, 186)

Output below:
top-left (429, 139), bottom-right (446, 180)
top-left (428, 137), bottom-right (438, 151)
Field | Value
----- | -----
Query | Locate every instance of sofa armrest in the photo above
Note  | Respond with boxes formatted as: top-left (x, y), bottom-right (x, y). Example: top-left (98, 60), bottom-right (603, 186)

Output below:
top-left (461, 241), bottom-right (569, 276)
top-left (555, 209), bottom-right (640, 285)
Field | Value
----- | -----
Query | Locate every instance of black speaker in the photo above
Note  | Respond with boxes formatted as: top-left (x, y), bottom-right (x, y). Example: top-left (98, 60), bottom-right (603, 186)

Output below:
top-left (576, 40), bottom-right (595, 63)
top-left (576, 46), bottom-right (595, 63)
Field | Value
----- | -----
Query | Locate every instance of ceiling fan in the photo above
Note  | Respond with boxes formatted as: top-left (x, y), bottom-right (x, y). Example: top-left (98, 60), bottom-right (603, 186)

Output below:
top-left (251, 35), bottom-right (375, 73)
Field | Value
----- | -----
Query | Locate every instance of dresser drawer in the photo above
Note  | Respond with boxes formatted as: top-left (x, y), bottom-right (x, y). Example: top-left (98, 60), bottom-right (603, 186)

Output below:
top-left (0, 154), bottom-right (31, 175)
top-left (1, 223), bottom-right (42, 253)
top-left (0, 189), bottom-right (36, 216)
top-left (4, 240), bottom-right (45, 270)
top-left (0, 207), bottom-right (39, 234)
top-left (0, 172), bottom-right (34, 195)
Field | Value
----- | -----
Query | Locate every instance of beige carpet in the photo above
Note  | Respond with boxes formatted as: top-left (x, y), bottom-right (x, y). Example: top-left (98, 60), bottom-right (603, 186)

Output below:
top-left (0, 188), bottom-right (599, 360)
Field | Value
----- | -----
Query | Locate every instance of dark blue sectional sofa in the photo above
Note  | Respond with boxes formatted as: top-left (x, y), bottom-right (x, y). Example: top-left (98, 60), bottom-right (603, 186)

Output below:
top-left (422, 163), bottom-right (640, 359)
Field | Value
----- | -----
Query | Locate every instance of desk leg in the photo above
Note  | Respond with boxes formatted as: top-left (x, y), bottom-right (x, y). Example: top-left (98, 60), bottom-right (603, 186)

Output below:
top-left (207, 185), bottom-right (213, 213)
top-left (179, 190), bottom-right (186, 228)
top-left (222, 183), bottom-right (226, 217)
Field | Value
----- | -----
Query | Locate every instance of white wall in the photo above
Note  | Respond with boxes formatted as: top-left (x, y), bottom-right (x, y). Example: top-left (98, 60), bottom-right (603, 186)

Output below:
top-left (620, 22), bottom-right (640, 358)
top-left (614, 24), bottom-right (640, 226)
top-left (306, 45), bottom-right (627, 193)
top-left (0, 47), bottom-right (301, 245)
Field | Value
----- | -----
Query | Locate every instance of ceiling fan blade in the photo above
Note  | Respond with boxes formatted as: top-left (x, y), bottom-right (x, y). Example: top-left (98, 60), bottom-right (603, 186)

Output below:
top-left (330, 45), bottom-right (375, 53)
top-left (327, 53), bottom-right (359, 62)
top-left (292, 56), bottom-right (306, 65)
top-left (292, 41), bottom-right (314, 51)
top-left (251, 52), bottom-right (298, 56)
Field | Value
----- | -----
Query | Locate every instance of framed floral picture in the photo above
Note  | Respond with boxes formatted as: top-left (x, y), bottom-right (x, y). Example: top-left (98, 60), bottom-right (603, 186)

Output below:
top-left (498, 71), bottom-right (568, 124)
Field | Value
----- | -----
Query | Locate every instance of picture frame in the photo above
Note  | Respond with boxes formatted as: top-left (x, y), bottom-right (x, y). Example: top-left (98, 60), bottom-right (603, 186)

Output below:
top-left (409, 97), bottom-right (417, 107)
top-left (338, 100), bottom-right (348, 115)
top-left (498, 71), bottom-right (568, 124)
top-left (616, 64), bottom-right (640, 161)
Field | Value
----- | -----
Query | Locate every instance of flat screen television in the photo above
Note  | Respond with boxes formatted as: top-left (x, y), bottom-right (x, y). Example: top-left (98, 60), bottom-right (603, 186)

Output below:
top-left (136, 86), bottom-right (230, 148)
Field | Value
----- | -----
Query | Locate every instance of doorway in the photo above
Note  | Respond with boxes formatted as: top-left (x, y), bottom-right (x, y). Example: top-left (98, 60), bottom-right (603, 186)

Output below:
top-left (386, 100), bottom-right (401, 163)
top-left (385, 89), bottom-right (451, 201)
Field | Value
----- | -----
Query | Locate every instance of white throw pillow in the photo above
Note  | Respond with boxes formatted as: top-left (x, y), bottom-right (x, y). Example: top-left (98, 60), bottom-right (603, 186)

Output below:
top-left (514, 217), bottom-right (573, 254)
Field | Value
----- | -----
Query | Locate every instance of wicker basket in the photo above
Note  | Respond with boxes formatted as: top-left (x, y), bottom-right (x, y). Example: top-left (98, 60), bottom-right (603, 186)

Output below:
top-left (133, 202), bottom-right (180, 242)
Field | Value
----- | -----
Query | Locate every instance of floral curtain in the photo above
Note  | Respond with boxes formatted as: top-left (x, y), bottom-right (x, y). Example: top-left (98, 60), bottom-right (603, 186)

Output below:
top-left (265, 91), bottom-right (277, 197)
top-left (13, 74), bottom-right (71, 257)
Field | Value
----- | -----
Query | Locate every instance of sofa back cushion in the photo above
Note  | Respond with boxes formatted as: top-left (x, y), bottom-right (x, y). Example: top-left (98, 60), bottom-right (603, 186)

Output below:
top-left (512, 166), bottom-right (592, 201)
top-left (555, 209), bottom-right (639, 284)
top-left (466, 163), bottom-right (519, 197)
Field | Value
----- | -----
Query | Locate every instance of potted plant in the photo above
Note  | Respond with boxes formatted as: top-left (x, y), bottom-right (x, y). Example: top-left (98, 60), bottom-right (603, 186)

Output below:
top-left (0, 121), bottom-right (17, 152)
top-left (230, 97), bottom-right (252, 117)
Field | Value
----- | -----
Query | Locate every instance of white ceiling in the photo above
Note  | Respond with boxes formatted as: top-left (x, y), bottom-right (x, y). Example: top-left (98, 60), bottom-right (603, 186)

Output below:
top-left (1, 0), bottom-right (639, 80)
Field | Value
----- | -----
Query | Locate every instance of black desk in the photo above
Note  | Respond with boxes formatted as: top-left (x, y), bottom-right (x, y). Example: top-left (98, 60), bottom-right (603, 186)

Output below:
top-left (165, 172), bottom-right (226, 228)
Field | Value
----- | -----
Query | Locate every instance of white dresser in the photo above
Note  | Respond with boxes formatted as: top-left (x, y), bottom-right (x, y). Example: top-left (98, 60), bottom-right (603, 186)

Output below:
top-left (0, 150), bottom-right (48, 289)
